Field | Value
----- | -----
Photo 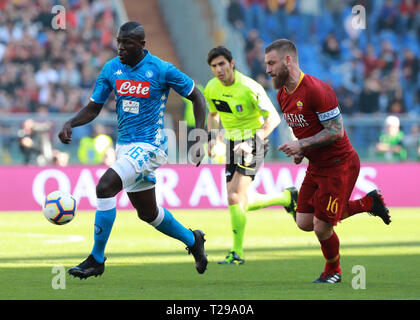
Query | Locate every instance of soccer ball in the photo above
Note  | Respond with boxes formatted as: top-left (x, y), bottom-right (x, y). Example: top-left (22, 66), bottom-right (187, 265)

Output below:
top-left (43, 191), bottom-right (77, 225)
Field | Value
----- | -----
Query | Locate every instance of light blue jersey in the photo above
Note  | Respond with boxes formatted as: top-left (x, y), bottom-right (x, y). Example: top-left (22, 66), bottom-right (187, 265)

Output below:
top-left (90, 50), bottom-right (194, 152)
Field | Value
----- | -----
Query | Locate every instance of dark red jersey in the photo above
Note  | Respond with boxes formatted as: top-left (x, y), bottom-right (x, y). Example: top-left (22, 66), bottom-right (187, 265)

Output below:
top-left (277, 72), bottom-right (355, 170)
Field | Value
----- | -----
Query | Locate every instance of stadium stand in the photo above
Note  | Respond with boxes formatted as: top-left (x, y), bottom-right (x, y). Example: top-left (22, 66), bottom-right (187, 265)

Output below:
top-left (0, 0), bottom-right (120, 164)
top-left (0, 0), bottom-right (419, 163)
top-left (225, 0), bottom-right (420, 159)
top-left (0, 0), bottom-right (118, 115)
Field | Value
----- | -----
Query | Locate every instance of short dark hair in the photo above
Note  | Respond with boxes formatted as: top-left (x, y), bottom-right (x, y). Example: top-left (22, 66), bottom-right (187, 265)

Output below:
top-left (119, 21), bottom-right (145, 41)
top-left (207, 46), bottom-right (233, 65)
top-left (265, 39), bottom-right (298, 61)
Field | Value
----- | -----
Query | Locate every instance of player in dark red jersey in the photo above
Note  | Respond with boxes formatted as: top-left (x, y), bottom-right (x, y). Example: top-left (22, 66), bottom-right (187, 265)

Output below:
top-left (265, 39), bottom-right (391, 283)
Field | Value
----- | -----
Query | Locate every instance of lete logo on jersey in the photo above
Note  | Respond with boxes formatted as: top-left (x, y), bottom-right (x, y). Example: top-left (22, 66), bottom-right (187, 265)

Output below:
top-left (117, 80), bottom-right (150, 97)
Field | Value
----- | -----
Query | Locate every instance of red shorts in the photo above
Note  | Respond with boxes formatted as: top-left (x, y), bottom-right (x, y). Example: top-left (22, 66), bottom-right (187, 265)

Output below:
top-left (297, 152), bottom-right (360, 226)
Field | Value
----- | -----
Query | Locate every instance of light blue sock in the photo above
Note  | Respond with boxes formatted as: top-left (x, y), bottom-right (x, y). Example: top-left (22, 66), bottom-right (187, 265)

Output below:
top-left (152, 208), bottom-right (195, 247)
top-left (91, 197), bottom-right (117, 263)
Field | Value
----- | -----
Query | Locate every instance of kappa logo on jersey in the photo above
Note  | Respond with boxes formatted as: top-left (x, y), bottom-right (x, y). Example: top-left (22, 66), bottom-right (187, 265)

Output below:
top-left (117, 80), bottom-right (150, 97)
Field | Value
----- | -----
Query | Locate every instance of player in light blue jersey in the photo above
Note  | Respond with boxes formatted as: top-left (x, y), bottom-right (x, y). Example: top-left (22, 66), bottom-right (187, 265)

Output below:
top-left (58, 21), bottom-right (208, 279)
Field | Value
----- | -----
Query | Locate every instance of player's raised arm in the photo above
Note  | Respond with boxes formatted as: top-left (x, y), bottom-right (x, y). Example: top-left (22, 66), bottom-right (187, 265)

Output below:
top-left (297, 114), bottom-right (344, 150)
top-left (59, 50), bottom-right (112, 145)
top-left (58, 101), bottom-right (104, 144)
top-left (278, 115), bottom-right (344, 157)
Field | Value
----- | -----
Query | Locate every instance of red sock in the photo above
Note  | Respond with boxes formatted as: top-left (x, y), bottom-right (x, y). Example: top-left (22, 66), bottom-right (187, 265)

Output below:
top-left (343, 196), bottom-right (373, 219)
top-left (319, 231), bottom-right (341, 275)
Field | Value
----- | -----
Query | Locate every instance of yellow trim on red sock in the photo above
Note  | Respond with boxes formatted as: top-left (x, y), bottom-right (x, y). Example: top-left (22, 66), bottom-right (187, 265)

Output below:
top-left (326, 254), bottom-right (340, 264)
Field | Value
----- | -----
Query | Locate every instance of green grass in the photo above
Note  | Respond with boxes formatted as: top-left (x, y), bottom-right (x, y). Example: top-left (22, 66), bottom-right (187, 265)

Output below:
top-left (0, 208), bottom-right (419, 300)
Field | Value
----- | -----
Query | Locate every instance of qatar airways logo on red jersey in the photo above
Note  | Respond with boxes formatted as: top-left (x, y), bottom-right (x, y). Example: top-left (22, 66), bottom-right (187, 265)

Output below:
top-left (283, 113), bottom-right (309, 127)
top-left (116, 80), bottom-right (150, 97)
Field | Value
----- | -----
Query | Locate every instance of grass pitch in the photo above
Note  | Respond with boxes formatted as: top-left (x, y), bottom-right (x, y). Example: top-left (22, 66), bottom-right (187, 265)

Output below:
top-left (0, 208), bottom-right (419, 300)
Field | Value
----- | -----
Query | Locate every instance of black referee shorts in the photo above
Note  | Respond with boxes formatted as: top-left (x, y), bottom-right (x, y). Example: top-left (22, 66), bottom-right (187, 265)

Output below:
top-left (225, 135), bottom-right (269, 183)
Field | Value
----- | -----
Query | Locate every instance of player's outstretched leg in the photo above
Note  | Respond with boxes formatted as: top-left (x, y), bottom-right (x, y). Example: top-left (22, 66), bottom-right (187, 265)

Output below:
top-left (68, 255), bottom-right (106, 279)
top-left (186, 230), bottom-right (208, 274)
top-left (68, 197), bottom-right (116, 279)
top-left (283, 186), bottom-right (298, 221)
top-left (151, 207), bottom-right (208, 274)
top-left (246, 186), bottom-right (298, 220)
top-left (342, 189), bottom-right (391, 225)
top-left (366, 189), bottom-right (391, 225)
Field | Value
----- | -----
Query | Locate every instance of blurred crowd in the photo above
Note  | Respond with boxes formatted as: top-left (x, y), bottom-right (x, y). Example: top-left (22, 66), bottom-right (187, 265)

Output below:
top-left (226, 0), bottom-right (420, 159)
top-left (15, 117), bottom-right (115, 166)
top-left (0, 0), bottom-right (117, 115)
top-left (0, 0), bottom-right (118, 164)
top-left (1, 0), bottom-right (419, 163)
